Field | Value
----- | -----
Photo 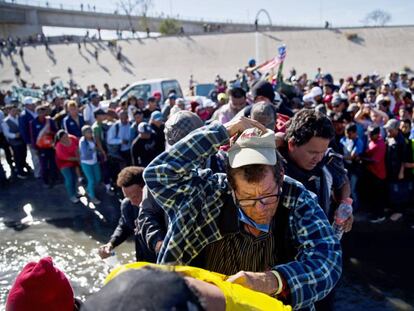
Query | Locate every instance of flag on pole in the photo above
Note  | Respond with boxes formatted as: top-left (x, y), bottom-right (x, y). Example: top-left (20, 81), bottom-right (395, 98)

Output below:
top-left (255, 44), bottom-right (287, 76)
top-left (276, 45), bottom-right (287, 85)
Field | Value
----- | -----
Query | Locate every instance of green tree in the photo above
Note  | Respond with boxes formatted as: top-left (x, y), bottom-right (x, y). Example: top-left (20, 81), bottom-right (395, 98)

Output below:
top-left (159, 19), bottom-right (181, 35)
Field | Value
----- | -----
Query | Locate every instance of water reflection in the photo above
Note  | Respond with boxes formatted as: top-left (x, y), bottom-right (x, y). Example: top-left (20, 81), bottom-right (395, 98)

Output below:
top-left (0, 222), bottom-right (135, 303)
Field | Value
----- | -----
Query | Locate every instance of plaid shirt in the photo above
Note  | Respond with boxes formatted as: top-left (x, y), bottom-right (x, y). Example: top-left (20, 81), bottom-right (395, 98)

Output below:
top-left (144, 122), bottom-right (342, 310)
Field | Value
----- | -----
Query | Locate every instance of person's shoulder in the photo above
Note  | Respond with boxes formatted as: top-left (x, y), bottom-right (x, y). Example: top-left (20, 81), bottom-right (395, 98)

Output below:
top-left (283, 175), bottom-right (305, 189)
top-left (69, 134), bottom-right (79, 142)
top-left (121, 197), bottom-right (133, 208)
top-left (217, 104), bottom-right (229, 113)
top-left (282, 175), bottom-right (308, 200)
top-left (324, 148), bottom-right (343, 163)
top-left (282, 175), bottom-right (318, 208)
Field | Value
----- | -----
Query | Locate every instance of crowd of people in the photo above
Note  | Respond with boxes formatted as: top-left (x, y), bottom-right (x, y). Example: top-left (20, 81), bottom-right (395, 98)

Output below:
top-left (2, 64), bottom-right (414, 310)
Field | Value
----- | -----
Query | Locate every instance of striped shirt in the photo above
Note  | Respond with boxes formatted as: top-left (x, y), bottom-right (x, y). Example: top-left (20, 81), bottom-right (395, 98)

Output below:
top-left (144, 122), bottom-right (342, 311)
top-left (204, 227), bottom-right (277, 275)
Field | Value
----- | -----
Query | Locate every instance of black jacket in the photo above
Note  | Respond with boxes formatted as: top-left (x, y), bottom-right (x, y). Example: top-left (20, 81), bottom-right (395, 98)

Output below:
top-left (109, 198), bottom-right (156, 262)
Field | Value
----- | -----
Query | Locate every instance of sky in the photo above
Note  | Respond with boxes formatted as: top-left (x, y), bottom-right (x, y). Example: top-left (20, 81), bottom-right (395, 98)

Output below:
top-left (8, 0), bottom-right (414, 36)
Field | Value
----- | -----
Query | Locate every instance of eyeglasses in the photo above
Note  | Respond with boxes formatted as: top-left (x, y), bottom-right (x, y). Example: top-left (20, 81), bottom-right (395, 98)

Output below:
top-left (238, 190), bottom-right (282, 208)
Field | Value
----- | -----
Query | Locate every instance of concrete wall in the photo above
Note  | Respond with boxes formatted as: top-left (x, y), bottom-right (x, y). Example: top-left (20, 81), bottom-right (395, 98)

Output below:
top-left (0, 24), bottom-right (42, 39)
top-left (1, 27), bottom-right (413, 91)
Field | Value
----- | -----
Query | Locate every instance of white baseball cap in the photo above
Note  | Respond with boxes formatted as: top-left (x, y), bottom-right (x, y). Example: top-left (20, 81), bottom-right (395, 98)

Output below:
top-left (23, 97), bottom-right (34, 105)
top-left (228, 128), bottom-right (277, 168)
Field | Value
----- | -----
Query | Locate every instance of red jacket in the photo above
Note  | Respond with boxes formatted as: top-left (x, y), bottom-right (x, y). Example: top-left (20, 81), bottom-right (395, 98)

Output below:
top-left (365, 137), bottom-right (386, 179)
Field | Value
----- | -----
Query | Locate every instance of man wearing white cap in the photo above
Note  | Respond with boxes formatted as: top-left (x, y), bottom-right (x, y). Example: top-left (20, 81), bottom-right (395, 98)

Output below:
top-left (144, 117), bottom-right (341, 310)
top-left (19, 96), bottom-right (41, 178)
top-left (303, 86), bottom-right (323, 107)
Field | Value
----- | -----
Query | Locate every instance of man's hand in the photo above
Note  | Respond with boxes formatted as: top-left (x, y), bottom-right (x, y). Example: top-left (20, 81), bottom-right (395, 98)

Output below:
top-left (343, 214), bottom-right (353, 233)
top-left (224, 116), bottom-right (267, 138)
top-left (226, 271), bottom-right (278, 295)
top-left (334, 209), bottom-right (353, 233)
top-left (98, 242), bottom-right (113, 259)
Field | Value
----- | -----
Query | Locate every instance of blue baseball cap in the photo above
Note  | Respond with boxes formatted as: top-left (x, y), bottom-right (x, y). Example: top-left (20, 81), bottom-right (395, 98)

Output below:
top-left (89, 92), bottom-right (99, 99)
top-left (150, 111), bottom-right (163, 122)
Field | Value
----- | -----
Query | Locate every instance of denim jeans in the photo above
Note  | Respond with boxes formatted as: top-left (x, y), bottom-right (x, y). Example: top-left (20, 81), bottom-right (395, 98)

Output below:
top-left (38, 148), bottom-right (57, 185)
top-left (81, 163), bottom-right (101, 199)
top-left (60, 166), bottom-right (78, 198)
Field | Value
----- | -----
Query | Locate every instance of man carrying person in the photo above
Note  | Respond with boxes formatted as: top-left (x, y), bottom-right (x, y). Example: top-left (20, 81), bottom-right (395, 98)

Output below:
top-left (143, 116), bottom-right (342, 310)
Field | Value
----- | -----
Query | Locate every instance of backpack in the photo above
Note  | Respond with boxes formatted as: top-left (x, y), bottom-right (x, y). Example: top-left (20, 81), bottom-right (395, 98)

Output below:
top-left (106, 122), bottom-right (123, 160)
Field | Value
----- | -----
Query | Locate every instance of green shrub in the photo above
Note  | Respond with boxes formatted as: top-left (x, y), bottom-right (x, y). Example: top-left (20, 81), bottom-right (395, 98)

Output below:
top-left (159, 19), bottom-right (181, 35)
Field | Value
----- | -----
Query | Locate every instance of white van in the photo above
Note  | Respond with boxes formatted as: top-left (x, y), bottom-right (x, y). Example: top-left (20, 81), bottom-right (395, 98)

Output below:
top-left (102, 78), bottom-right (183, 109)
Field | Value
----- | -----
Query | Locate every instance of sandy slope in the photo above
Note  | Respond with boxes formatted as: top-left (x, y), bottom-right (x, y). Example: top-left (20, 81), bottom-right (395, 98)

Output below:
top-left (1, 27), bottom-right (414, 91)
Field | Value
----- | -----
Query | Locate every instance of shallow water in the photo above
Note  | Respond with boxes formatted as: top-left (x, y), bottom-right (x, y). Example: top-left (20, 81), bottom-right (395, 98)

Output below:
top-left (0, 154), bottom-right (136, 308)
top-left (0, 206), bottom-right (135, 309)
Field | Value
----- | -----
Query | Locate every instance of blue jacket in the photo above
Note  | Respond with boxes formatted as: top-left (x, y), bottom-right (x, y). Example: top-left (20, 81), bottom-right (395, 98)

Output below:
top-left (62, 114), bottom-right (85, 138)
top-left (19, 109), bottom-right (36, 144)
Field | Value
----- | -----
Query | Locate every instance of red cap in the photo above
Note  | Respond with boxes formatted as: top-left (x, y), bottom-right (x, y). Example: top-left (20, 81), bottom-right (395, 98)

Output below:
top-left (152, 91), bottom-right (161, 98)
top-left (323, 94), bottom-right (333, 104)
top-left (6, 257), bottom-right (74, 311)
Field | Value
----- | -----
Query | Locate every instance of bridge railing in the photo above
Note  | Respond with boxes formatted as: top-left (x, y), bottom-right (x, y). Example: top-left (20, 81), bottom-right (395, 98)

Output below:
top-left (2, 0), bottom-right (335, 28)
top-left (3, 0), bottom-right (253, 24)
